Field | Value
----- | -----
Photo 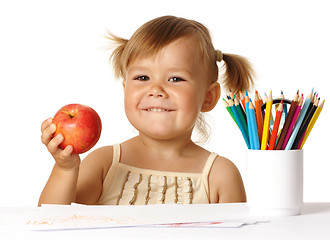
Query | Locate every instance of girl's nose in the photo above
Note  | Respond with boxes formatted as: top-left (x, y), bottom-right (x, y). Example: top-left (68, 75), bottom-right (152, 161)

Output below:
top-left (148, 85), bottom-right (168, 98)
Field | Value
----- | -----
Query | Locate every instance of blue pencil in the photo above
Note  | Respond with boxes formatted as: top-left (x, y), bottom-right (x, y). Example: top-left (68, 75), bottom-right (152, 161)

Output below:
top-left (281, 90), bottom-right (288, 120)
top-left (246, 100), bottom-right (254, 149)
top-left (249, 101), bottom-right (260, 150)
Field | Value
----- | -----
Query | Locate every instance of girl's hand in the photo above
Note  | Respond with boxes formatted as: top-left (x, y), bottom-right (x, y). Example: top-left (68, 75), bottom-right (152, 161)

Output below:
top-left (41, 118), bottom-right (81, 170)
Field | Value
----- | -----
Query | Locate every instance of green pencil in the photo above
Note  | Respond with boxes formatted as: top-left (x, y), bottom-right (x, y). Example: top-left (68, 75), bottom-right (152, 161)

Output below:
top-left (223, 98), bottom-right (238, 126)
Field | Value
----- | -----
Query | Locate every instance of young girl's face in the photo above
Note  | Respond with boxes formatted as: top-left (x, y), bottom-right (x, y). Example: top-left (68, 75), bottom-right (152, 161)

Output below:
top-left (123, 36), bottom-right (214, 141)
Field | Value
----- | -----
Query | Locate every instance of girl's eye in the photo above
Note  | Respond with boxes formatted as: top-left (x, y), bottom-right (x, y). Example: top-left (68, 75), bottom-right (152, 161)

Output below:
top-left (135, 75), bottom-right (149, 81)
top-left (169, 77), bottom-right (184, 82)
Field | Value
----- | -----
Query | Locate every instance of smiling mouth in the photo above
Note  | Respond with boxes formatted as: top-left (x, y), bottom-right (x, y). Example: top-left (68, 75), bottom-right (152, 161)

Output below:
top-left (144, 108), bottom-right (172, 112)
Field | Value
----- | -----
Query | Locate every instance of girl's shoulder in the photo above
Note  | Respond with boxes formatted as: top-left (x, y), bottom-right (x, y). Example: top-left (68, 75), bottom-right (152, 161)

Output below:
top-left (81, 145), bottom-right (115, 180)
top-left (208, 155), bottom-right (245, 203)
top-left (84, 145), bottom-right (114, 162)
top-left (209, 155), bottom-right (242, 183)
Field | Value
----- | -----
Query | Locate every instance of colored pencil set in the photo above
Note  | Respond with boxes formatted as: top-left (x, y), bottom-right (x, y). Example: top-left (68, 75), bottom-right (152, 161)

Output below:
top-left (223, 89), bottom-right (325, 150)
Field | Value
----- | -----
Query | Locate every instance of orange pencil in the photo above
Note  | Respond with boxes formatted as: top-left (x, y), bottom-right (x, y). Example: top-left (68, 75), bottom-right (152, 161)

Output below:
top-left (268, 100), bottom-right (283, 150)
top-left (256, 90), bottom-right (264, 108)
top-left (254, 90), bottom-right (263, 145)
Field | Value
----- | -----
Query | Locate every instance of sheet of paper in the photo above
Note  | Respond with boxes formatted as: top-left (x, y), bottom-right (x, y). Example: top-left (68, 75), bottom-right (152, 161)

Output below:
top-left (0, 203), bottom-right (258, 231)
top-left (149, 221), bottom-right (250, 228)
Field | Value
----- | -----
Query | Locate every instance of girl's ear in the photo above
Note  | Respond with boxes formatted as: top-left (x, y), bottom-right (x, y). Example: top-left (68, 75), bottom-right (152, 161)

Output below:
top-left (201, 82), bottom-right (221, 112)
top-left (122, 80), bottom-right (126, 90)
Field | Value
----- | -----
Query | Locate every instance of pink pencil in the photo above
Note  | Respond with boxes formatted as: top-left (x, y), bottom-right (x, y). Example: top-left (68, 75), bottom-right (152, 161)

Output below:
top-left (282, 96), bottom-right (303, 149)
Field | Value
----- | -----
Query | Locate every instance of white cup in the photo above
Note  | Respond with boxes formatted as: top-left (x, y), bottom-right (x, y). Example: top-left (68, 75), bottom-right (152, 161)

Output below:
top-left (246, 149), bottom-right (303, 217)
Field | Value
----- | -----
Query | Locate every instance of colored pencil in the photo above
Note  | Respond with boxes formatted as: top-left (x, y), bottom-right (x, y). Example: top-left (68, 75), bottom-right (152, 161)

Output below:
top-left (285, 89), bottom-right (313, 150)
top-left (230, 98), bottom-right (250, 148)
top-left (235, 96), bottom-right (248, 131)
top-left (269, 92), bottom-right (274, 127)
top-left (300, 99), bottom-right (324, 148)
top-left (281, 90), bottom-right (288, 120)
top-left (282, 95), bottom-right (303, 149)
top-left (223, 98), bottom-right (238, 126)
top-left (276, 128), bottom-right (282, 146)
top-left (245, 93), bottom-right (252, 149)
top-left (254, 90), bottom-right (263, 145)
top-left (275, 90), bottom-right (299, 150)
top-left (234, 96), bottom-right (246, 122)
top-left (247, 100), bottom-right (253, 149)
top-left (256, 90), bottom-right (264, 107)
top-left (249, 100), bottom-right (260, 150)
top-left (291, 98), bottom-right (319, 149)
top-left (239, 91), bottom-right (246, 112)
top-left (268, 100), bottom-right (283, 150)
top-left (261, 91), bottom-right (273, 150)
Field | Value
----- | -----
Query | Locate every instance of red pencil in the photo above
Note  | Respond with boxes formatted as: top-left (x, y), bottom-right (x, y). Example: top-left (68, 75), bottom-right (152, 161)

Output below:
top-left (268, 101), bottom-right (283, 150)
top-left (239, 91), bottom-right (246, 112)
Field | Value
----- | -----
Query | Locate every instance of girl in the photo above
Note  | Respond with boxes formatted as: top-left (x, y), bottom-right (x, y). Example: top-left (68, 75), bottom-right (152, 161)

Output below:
top-left (39, 16), bottom-right (254, 206)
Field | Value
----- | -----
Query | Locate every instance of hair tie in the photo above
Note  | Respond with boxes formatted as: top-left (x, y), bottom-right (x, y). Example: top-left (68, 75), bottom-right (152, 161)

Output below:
top-left (216, 50), bottom-right (223, 62)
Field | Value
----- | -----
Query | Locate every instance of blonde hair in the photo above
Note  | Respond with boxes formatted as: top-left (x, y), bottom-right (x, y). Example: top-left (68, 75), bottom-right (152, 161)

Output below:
top-left (106, 15), bottom-right (255, 143)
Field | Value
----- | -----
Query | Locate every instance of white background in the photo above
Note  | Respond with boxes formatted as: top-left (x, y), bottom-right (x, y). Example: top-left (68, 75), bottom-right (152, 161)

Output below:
top-left (0, 0), bottom-right (329, 207)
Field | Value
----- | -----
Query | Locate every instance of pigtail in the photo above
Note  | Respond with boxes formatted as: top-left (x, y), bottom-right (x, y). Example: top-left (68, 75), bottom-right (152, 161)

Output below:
top-left (105, 31), bottom-right (128, 79)
top-left (220, 53), bottom-right (255, 94)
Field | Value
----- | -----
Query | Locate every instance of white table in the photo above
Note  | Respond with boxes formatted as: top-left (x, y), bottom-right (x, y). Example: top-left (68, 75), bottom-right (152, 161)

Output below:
top-left (1, 202), bottom-right (329, 240)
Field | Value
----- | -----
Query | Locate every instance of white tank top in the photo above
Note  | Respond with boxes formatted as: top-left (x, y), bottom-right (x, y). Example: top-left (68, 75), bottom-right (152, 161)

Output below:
top-left (97, 144), bottom-right (218, 205)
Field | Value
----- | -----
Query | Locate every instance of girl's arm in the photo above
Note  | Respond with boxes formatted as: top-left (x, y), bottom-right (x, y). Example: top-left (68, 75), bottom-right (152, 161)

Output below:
top-left (38, 146), bottom-right (113, 206)
top-left (38, 118), bottom-right (81, 206)
top-left (38, 119), bottom-right (112, 206)
top-left (38, 163), bottom-right (80, 206)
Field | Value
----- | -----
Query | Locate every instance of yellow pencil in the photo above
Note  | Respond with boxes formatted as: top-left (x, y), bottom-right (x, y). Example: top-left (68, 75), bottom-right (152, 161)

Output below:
top-left (300, 99), bottom-right (324, 148)
top-left (261, 91), bottom-right (273, 150)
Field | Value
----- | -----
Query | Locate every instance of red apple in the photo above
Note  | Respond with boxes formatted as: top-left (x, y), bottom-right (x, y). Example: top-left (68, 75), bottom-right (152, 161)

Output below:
top-left (52, 104), bottom-right (102, 154)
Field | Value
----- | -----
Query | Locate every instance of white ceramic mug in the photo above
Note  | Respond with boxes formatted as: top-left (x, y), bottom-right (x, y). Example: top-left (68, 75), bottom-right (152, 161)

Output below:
top-left (246, 149), bottom-right (303, 217)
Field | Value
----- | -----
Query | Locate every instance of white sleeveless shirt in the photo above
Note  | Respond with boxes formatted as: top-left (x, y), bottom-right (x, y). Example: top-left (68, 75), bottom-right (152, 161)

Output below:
top-left (97, 144), bottom-right (218, 205)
